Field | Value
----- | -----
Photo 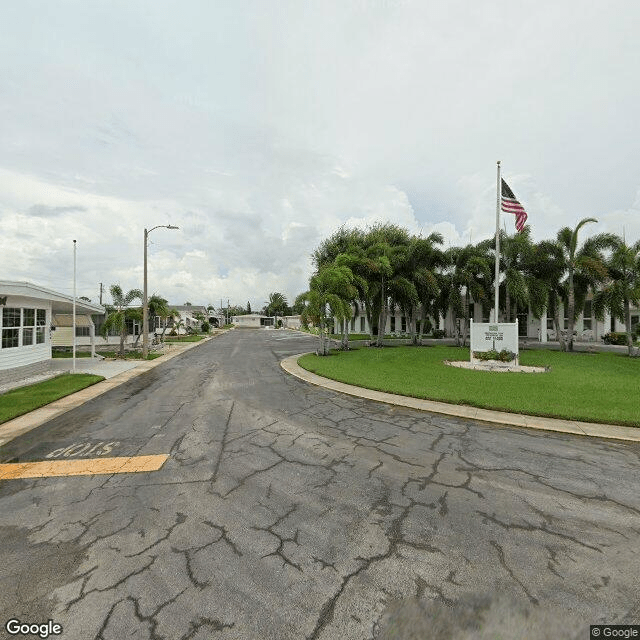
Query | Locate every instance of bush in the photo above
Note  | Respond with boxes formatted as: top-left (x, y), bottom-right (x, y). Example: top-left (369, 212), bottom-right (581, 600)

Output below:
top-left (603, 332), bottom-right (628, 345)
top-left (169, 329), bottom-right (177, 336)
top-left (431, 329), bottom-right (446, 339)
top-left (201, 321), bottom-right (210, 333)
top-left (474, 349), bottom-right (516, 362)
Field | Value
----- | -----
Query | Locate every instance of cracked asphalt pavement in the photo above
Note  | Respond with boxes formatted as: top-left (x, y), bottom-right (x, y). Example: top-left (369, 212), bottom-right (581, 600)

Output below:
top-left (1, 330), bottom-right (639, 639)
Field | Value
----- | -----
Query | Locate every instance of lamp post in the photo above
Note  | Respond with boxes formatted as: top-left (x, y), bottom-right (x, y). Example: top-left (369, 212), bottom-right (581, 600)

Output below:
top-left (143, 225), bottom-right (179, 359)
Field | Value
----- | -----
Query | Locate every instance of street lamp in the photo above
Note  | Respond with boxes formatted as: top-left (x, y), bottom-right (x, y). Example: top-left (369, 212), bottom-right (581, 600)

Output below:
top-left (143, 225), bottom-right (179, 359)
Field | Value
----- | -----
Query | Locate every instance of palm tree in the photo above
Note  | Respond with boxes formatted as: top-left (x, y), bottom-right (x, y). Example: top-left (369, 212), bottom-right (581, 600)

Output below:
top-left (298, 263), bottom-right (356, 355)
top-left (556, 218), bottom-right (616, 351)
top-left (594, 237), bottom-right (640, 356)
top-left (400, 233), bottom-right (444, 345)
top-left (265, 292), bottom-right (288, 326)
top-left (446, 244), bottom-right (492, 346)
top-left (526, 239), bottom-right (567, 346)
top-left (101, 284), bottom-right (143, 356)
top-left (160, 308), bottom-right (179, 340)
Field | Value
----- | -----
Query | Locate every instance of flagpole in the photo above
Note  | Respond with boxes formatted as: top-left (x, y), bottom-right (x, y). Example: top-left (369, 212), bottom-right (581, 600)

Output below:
top-left (494, 161), bottom-right (501, 323)
top-left (73, 239), bottom-right (77, 374)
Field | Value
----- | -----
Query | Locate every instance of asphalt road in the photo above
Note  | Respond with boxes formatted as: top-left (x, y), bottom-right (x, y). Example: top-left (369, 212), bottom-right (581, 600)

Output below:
top-left (1, 330), bottom-right (639, 640)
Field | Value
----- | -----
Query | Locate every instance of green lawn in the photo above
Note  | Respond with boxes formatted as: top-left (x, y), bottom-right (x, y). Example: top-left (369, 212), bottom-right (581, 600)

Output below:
top-left (298, 346), bottom-right (640, 427)
top-left (0, 374), bottom-right (105, 424)
top-left (52, 351), bottom-right (93, 358)
top-left (164, 335), bottom-right (206, 342)
top-left (100, 351), bottom-right (163, 360)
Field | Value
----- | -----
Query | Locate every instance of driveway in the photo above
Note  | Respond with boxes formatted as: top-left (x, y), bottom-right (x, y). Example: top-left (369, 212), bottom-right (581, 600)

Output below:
top-left (0, 330), bottom-right (638, 639)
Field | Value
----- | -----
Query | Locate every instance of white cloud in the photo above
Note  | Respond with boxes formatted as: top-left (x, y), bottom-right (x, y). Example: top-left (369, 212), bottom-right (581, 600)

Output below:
top-left (1, 1), bottom-right (639, 310)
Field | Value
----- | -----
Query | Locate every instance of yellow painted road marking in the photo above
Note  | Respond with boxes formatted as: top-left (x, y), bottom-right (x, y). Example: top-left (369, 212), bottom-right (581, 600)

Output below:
top-left (0, 454), bottom-right (169, 480)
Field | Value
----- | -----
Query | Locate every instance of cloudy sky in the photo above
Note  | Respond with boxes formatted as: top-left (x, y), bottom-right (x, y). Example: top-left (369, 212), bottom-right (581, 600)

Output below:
top-left (1, 1), bottom-right (639, 310)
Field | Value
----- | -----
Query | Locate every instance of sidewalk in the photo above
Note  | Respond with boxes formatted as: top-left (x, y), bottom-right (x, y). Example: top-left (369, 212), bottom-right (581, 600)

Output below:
top-left (281, 353), bottom-right (640, 443)
top-left (0, 334), bottom-right (223, 448)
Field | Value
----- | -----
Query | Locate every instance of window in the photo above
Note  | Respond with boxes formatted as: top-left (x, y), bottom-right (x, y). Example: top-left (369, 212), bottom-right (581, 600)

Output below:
top-left (23, 309), bottom-right (35, 326)
top-left (401, 316), bottom-right (407, 332)
top-left (75, 326), bottom-right (90, 337)
top-left (350, 317), bottom-right (355, 332)
top-left (547, 317), bottom-right (554, 329)
top-left (360, 316), bottom-right (365, 332)
top-left (583, 301), bottom-right (592, 330)
top-left (2, 328), bottom-right (19, 348)
top-left (2, 307), bottom-right (20, 327)
top-left (22, 327), bottom-right (34, 345)
top-left (390, 316), bottom-right (396, 332)
top-left (1, 307), bottom-right (47, 348)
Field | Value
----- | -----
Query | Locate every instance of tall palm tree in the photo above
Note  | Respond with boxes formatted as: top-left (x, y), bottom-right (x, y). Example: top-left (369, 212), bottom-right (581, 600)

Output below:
top-left (556, 218), bottom-right (616, 351)
top-left (526, 239), bottom-right (566, 346)
top-left (594, 237), bottom-right (640, 356)
top-left (297, 263), bottom-right (356, 355)
top-left (446, 244), bottom-right (492, 346)
top-left (101, 284), bottom-right (143, 356)
top-left (265, 292), bottom-right (288, 326)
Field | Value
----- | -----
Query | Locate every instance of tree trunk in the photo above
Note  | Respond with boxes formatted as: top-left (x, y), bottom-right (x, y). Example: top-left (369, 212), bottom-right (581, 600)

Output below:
top-left (318, 318), bottom-right (326, 355)
top-left (418, 306), bottom-right (427, 345)
top-left (567, 267), bottom-right (575, 352)
top-left (625, 299), bottom-right (634, 357)
top-left (341, 318), bottom-right (350, 350)
top-left (376, 278), bottom-right (386, 347)
top-left (409, 307), bottom-right (418, 345)
top-left (553, 299), bottom-right (566, 352)
top-left (365, 301), bottom-right (375, 343)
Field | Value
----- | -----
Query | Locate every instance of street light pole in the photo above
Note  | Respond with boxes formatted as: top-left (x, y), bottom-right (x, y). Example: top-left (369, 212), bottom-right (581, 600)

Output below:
top-left (143, 225), bottom-right (179, 359)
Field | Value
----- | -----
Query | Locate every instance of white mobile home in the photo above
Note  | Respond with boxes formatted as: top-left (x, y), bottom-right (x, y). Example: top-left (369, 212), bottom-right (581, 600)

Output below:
top-left (0, 281), bottom-right (104, 382)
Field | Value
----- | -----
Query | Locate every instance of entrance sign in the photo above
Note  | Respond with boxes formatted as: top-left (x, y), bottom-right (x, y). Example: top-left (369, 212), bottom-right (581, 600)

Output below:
top-left (470, 320), bottom-right (519, 364)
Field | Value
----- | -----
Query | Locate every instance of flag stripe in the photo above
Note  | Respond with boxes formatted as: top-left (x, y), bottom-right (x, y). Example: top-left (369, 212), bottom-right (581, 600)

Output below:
top-left (501, 179), bottom-right (528, 233)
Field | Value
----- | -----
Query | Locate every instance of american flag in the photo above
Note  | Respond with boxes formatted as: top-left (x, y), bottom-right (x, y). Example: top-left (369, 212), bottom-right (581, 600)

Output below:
top-left (501, 179), bottom-right (528, 232)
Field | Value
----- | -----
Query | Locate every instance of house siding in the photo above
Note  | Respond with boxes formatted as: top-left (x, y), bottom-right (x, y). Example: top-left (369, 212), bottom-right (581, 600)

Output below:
top-left (0, 297), bottom-right (51, 371)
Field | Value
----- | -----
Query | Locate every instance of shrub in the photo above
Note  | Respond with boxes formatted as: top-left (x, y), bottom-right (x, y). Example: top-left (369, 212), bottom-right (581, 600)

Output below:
top-left (201, 321), bottom-right (210, 333)
top-left (169, 329), bottom-right (177, 336)
top-left (432, 329), bottom-right (446, 339)
top-left (603, 332), bottom-right (628, 345)
top-left (474, 349), bottom-right (516, 362)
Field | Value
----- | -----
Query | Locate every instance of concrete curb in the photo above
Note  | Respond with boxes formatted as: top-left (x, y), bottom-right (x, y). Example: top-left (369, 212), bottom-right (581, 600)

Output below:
top-left (0, 332), bottom-right (228, 447)
top-left (280, 353), bottom-right (640, 444)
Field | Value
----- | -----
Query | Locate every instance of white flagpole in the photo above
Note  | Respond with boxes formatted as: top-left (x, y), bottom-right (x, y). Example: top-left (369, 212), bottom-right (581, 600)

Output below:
top-left (73, 239), bottom-right (77, 373)
top-left (494, 161), bottom-right (501, 322)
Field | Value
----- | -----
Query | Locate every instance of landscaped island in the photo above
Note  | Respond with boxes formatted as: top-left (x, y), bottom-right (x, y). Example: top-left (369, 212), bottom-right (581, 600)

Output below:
top-left (298, 346), bottom-right (640, 427)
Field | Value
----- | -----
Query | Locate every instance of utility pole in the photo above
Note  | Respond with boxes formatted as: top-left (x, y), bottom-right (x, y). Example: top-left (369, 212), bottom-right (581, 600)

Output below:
top-left (227, 298), bottom-right (230, 326)
top-left (99, 282), bottom-right (104, 306)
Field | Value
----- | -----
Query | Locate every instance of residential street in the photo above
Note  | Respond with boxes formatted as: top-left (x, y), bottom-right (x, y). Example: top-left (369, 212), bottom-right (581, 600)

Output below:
top-left (1, 330), bottom-right (639, 639)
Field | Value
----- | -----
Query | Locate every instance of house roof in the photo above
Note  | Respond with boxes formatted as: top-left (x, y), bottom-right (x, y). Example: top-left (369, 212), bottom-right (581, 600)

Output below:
top-left (0, 280), bottom-right (105, 315)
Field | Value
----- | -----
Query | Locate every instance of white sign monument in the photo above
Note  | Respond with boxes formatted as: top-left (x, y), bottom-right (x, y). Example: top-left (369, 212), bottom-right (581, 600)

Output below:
top-left (469, 320), bottom-right (519, 365)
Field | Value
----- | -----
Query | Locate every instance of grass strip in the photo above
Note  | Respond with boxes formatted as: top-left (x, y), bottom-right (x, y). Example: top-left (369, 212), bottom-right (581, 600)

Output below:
top-left (164, 335), bottom-right (206, 342)
top-left (0, 374), bottom-right (105, 424)
top-left (298, 345), bottom-right (640, 427)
